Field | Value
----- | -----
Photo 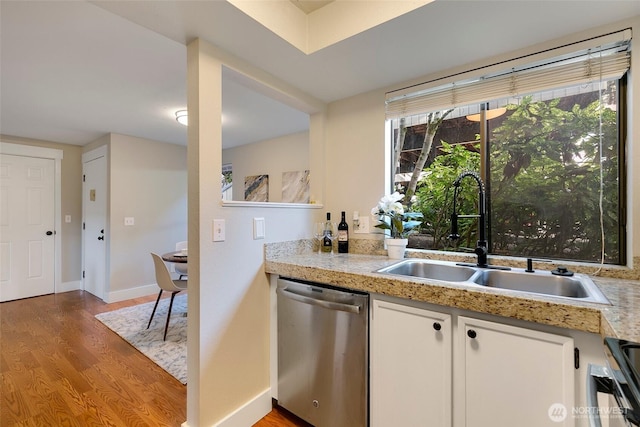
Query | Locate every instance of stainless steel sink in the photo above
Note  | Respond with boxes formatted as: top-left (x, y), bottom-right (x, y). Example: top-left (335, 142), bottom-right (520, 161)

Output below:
top-left (376, 259), bottom-right (610, 304)
top-left (376, 259), bottom-right (477, 282)
top-left (471, 269), bottom-right (608, 302)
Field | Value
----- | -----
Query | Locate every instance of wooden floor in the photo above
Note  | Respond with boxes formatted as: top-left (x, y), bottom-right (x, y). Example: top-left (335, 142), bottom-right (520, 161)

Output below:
top-left (0, 290), bottom-right (308, 427)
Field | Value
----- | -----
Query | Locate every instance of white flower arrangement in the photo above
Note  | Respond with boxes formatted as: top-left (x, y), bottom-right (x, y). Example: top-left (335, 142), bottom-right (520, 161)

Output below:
top-left (371, 192), bottom-right (423, 239)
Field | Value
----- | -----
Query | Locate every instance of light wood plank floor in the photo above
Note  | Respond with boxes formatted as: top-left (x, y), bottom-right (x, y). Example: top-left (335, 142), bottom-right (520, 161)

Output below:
top-left (0, 290), bottom-right (309, 426)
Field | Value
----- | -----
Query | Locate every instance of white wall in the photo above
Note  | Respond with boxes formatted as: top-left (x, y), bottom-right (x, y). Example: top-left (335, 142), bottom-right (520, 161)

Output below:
top-left (325, 89), bottom-right (387, 236)
top-left (186, 39), bottom-right (325, 427)
top-left (108, 133), bottom-right (187, 299)
top-left (222, 131), bottom-right (309, 202)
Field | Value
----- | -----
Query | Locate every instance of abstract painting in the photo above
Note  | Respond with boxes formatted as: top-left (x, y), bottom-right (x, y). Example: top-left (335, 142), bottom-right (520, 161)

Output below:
top-left (282, 170), bottom-right (310, 203)
top-left (245, 174), bottom-right (269, 202)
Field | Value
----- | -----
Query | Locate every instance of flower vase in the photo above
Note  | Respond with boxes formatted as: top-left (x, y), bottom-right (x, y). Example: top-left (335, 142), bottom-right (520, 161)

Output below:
top-left (386, 238), bottom-right (408, 259)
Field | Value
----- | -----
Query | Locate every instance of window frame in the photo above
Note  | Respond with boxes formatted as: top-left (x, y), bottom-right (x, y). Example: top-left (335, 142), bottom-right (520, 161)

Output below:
top-left (389, 75), bottom-right (628, 265)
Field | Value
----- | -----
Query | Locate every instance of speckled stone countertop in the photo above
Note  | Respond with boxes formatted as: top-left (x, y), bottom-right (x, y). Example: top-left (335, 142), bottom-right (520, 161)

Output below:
top-left (264, 241), bottom-right (640, 342)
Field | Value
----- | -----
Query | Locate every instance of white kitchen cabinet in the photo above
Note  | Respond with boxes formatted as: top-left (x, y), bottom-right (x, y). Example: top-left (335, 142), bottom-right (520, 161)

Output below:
top-left (457, 316), bottom-right (575, 427)
top-left (371, 298), bottom-right (576, 427)
top-left (370, 299), bottom-right (452, 427)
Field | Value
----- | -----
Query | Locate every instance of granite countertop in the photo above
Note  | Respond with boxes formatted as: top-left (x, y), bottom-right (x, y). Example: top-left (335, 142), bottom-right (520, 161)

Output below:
top-left (265, 249), bottom-right (640, 343)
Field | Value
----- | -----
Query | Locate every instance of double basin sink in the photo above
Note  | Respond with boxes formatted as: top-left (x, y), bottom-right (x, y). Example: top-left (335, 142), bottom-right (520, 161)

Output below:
top-left (376, 258), bottom-right (610, 304)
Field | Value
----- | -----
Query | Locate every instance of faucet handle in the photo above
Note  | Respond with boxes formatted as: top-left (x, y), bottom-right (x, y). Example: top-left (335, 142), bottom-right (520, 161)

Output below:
top-left (525, 258), bottom-right (534, 273)
top-left (449, 213), bottom-right (460, 240)
top-left (474, 246), bottom-right (487, 256)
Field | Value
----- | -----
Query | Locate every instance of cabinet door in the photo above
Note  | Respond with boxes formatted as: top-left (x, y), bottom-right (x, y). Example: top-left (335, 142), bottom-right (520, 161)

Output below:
top-left (371, 299), bottom-right (452, 427)
top-left (457, 316), bottom-right (575, 427)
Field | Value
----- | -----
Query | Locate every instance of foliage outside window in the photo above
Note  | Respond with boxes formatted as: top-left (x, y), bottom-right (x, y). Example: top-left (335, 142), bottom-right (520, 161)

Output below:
top-left (391, 78), bottom-right (625, 264)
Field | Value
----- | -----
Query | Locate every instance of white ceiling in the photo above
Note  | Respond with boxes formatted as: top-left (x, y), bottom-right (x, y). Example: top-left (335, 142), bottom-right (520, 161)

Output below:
top-left (1, 1), bottom-right (639, 148)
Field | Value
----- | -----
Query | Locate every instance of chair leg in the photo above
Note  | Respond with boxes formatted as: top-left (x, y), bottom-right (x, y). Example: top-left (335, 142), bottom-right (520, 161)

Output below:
top-left (147, 289), bottom-right (163, 329)
top-left (164, 291), bottom-right (180, 341)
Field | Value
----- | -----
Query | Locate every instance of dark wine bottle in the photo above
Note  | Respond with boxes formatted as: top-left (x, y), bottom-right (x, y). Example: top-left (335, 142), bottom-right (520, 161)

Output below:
top-left (338, 211), bottom-right (349, 253)
top-left (321, 212), bottom-right (333, 253)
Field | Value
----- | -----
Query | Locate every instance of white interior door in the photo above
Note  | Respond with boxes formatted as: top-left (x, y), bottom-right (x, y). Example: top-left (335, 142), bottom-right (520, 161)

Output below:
top-left (0, 154), bottom-right (55, 302)
top-left (82, 149), bottom-right (107, 300)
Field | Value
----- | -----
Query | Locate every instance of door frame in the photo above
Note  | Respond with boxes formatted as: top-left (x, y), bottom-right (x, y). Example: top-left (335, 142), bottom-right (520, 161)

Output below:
top-left (0, 141), bottom-right (63, 293)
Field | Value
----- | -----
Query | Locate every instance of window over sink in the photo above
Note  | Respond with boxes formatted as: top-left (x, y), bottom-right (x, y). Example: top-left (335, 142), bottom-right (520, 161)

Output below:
top-left (386, 30), bottom-right (630, 265)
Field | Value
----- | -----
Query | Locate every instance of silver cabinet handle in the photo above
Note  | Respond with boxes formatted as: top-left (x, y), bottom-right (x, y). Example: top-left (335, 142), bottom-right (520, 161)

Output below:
top-left (277, 287), bottom-right (361, 314)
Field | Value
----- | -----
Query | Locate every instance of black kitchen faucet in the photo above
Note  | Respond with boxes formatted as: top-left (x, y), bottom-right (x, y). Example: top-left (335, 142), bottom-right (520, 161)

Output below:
top-left (449, 171), bottom-right (488, 268)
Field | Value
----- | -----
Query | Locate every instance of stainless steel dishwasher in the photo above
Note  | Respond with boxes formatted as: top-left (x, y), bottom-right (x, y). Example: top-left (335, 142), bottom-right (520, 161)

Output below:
top-left (276, 277), bottom-right (368, 427)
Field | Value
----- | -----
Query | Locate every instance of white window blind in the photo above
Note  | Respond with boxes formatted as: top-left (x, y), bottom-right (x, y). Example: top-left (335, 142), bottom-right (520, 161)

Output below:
top-left (386, 30), bottom-right (631, 120)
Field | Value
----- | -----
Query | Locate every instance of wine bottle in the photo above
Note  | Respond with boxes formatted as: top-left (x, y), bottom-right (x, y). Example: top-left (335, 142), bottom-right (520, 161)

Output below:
top-left (321, 212), bottom-right (333, 253)
top-left (338, 211), bottom-right (349, 253)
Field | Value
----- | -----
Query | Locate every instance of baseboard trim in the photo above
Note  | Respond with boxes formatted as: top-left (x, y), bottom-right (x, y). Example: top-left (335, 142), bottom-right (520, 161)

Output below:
top-left (214, 388), bottom-right (272, 427)
top-left (106, 283), bottom-right (158, 303)
top-left (57, 280), bottom-right (81, 293)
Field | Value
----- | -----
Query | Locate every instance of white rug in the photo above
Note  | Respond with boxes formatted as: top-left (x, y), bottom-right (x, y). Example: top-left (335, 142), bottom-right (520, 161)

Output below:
top-left (95, 294), bottom-right (187, 384)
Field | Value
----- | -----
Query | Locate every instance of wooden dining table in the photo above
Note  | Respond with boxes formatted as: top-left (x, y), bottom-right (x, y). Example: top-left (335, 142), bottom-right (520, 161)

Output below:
top-left (161, 251), bottom-right (187, 263)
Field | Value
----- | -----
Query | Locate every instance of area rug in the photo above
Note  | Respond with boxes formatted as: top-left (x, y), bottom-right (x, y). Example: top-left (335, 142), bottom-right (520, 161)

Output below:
top-left (95, 294), bottom-right (187, 384)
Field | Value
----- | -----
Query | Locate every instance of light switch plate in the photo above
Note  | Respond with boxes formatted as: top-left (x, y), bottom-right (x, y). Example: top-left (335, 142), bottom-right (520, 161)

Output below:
top-left (65, 215), bottom-right (71, 223)
top-left (253, 217), bottom-right (265, 240)
top-left (213, 219), bottom-right (225, 241)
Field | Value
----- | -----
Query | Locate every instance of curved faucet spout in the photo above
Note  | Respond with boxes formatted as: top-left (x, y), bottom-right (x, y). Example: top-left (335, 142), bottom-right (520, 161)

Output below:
top-left (450, 171), bottom-right (488, 267)
top-left (453, 171), bottom-right (485, 192)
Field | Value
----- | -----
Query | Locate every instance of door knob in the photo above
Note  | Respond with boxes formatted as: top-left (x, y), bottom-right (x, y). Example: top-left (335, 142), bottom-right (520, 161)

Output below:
top-left (46, 230), bottom-right (53, 236)
top-left (467, 329), bottom-right (477, 339)
top-left (433, 322), bottom-right (442, 331)
top-left (98, 236), bottom-right (104, 241)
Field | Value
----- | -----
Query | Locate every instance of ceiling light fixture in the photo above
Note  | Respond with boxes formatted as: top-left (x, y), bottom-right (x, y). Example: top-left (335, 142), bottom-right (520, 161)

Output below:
top-left (175, 110), bottom-right (188, 126)
top-left (465, 107), bottom-right (507, 122)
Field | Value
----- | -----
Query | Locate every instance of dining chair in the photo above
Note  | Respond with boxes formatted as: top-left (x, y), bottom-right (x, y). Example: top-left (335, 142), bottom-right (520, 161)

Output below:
top-left (175, 241), bottom-right (188, 280)
top-left (149, 252), bottom-right (188, 341)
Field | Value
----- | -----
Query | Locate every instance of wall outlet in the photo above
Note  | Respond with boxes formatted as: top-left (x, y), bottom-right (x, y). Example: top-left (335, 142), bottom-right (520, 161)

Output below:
top-left (65, 215), bottom-right (71, 223)
top-left (124, 217), bottom-right (135, 226)
top-left (353, 216), bottom-right (370, 234)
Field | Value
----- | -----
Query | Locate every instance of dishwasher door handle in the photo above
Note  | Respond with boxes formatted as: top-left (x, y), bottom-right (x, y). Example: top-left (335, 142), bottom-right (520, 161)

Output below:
top-left (277, 287), bottom-right (361, 314)
top-left (587, 364), bottom-right (609, 427)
